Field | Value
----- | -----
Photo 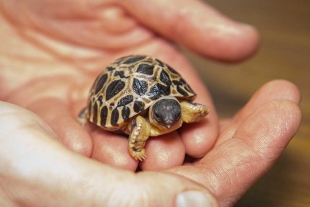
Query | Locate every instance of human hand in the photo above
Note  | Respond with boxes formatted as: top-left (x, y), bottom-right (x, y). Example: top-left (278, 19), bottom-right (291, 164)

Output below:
top-left (0, 101), bottom-right (219, 207)
top-left (0, 80), bottom-right (301, 206)
top-left (0, 1), bottom-right (302, 206)
top-left (168, 80), bottom-right (302, 206)
top-left (0, 0), bottom-right (259, 170)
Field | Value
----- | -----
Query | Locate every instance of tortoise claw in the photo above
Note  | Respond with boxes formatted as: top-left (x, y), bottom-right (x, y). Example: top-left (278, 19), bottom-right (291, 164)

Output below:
top-left (131, 150), bottom-right (147, 161)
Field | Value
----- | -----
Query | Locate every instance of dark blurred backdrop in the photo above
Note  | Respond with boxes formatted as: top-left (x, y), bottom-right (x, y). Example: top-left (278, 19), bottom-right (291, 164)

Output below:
top-left (185, 0), bottom-right (310, 206)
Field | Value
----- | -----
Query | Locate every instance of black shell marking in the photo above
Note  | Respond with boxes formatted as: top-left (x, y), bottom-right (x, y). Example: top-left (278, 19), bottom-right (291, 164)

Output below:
top-left (123, 55), bottom-right (146, 64)
top-left (155, 59), bottom-right (166, 68)
top-left (132, 78), bottom-right (148, 96)
top-left (136, 64), bottom-right (154, 75)
top-left (167, 65), bottom-right (179, 74)
top-left (147, 83), bottom-right (170, 100)
top-left (95, 74), bottom-right (108, 94)
top-left (111, 108), bottom-right (119, 126)
top-left (176, 86), bottom-right (189, 96)
top-left (106, 80), bottom-right (125, 101)
top-left (114, 70), bottom-right (125, 78)
top-left (107, 66), bottom-right (116, 71)
top-left (159, 70), bottom-right (171, 85)
top-left (117, 95), bottom-right (134, 107)
top-left (92, 101), bottom-right (98, 124)
top-left (133, 101), bottom-right (145, 113)
top-left (100, 106), bottom-right (108, 127)
top-left (86, 55), bottom-right (196, 129)
top-left (122, 106), bottom-right (131, 121)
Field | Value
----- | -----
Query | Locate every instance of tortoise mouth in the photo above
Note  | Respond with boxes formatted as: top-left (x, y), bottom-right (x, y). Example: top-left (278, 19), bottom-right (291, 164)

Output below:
top-left (161, 118), bottom-right (179, 129)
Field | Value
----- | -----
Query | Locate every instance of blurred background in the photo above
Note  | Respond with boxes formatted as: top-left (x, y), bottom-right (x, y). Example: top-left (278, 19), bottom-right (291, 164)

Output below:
top-left (185, 0), bottom-right (310, 206)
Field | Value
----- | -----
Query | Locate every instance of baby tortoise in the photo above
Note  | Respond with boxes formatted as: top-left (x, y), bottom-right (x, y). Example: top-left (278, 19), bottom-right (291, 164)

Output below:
top-left (79, 55), bottom-right (209, 160)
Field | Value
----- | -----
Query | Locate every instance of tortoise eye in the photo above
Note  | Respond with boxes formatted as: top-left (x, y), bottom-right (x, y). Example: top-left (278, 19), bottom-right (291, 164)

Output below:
top-left (153, 111), bottom-right (161, 121)
top-left (154, 112), bottom-right (159, 118)
top-left (176, 112), bottom-right (182, 120)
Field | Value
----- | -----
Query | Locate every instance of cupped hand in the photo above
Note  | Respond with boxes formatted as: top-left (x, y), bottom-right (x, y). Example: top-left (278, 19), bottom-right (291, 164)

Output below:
top-left (0, 101), bottom-right (219, 207)
top-left (0, 1), bottom-right (302, 206)
top-left (0, 0), bottom-right (259, 171)
top-left (0, 80), bottom-right (301, 206)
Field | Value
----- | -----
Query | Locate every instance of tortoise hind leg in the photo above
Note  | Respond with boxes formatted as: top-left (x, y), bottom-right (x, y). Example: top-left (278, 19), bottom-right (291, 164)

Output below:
top-left (128, 115), bottom-right (151, 161)
top-left (180, 101), bottom-right (209, 123)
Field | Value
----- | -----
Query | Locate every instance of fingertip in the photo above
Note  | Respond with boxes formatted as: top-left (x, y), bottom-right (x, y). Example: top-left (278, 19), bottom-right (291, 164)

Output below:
top-left (201, 23), bottom-right (260, 62)
top-left (179, 3), bottom-right (260, 62)
top-left (91, 130), bottom-right (138, 171)
top-left (234, 79), bottom-right (302, 123)
top-left (237, 99), bottom-right (302, 153)
top-left (139, 132), bottom-right (185, 171)
top-left (271, 99), bottom-right (302, 135)
top-left (260, 79), bottom-right (302, 104)
top-left (180, 117), bottom-right (218, 158)
top-left (182, 1), bottom-right (261, 61)
top-left (120, 0), bottom-right (260, 62)
top-left (137, 171), bottom-right (219, 207)
top-left (179, 93), bottom-right (219, 158)
top-left (60, 118), bottom-right (93, 157)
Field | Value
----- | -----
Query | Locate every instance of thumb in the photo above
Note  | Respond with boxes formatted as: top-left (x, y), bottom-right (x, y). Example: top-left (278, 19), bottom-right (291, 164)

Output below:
top-left (0, 101), bottom-right (218, 207)
top-left (135, 171), bottom-right (219, 207)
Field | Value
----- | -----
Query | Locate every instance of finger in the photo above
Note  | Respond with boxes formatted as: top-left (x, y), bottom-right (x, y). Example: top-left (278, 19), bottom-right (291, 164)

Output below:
top-left (0, 101), bottom-right (219, 207)
top-left (169, 99), bottom-right (302, 206)
top-left (90, 126), bottom-right (139, 171)
top-left (139, 132), bottom-right (185, 171)
top-left (234, 79), bottom-right (301, 121)
top-left (91, 127), bottom-right (184, 171)
top-left (218, 80), bottom-right (301, 145)
top-left (27, 98), bottom-right (93, 157)
top-left (119, 0), bottom-right (259, 62)
top-left (157, 52), bottom-right (219, 158)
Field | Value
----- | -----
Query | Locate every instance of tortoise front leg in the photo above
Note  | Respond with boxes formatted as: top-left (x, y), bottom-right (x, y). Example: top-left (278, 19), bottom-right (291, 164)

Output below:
top-left (180, 101), bottom-right (209, 123)
top-left (128, 115), bottom-right (151, 161)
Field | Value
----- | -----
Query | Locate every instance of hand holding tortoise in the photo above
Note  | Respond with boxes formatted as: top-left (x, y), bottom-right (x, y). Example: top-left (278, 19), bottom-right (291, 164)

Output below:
top-left (0, 0), bottom-right (301, 206)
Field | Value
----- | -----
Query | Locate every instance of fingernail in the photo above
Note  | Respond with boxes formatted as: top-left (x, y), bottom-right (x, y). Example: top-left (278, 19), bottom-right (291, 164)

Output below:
top-left (176, 191), bottom-right (218, 207)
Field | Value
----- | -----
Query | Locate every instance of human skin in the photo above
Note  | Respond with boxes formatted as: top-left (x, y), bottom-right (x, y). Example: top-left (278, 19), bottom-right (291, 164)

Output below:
top-left (0, 0), bottom-right (302, 206)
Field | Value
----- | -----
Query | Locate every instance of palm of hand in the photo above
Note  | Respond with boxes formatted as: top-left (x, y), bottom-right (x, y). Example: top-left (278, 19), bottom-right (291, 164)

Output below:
top-left (0, 1), bottom-right (301, 206)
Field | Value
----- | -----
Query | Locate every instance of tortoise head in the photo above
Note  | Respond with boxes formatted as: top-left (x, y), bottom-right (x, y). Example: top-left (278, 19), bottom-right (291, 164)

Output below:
top-left (149, 97), bottom-right (182, 130)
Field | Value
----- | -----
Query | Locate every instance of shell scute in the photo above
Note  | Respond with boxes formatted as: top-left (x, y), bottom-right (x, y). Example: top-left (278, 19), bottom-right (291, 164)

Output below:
top-left (147, 83), bottom-right (170, 100)
top-left (132, 78), bottom-right (149, 96)
top-left (105, 80), bottom-right (126, 101)
top-left (122, 106), bottom-right (131, 121)
top-left (117, 95), bottom-right (134, 107)
top-left (159, 70), bottom-right (171, 85)
top-left (94, 73), bottom-right (108, 94)
top-left (100, 106), bottom-right (108, 127)
top-left (136, 63), bottom-right (154, 75)
top-left (133, 100), bottom-right (145, 113)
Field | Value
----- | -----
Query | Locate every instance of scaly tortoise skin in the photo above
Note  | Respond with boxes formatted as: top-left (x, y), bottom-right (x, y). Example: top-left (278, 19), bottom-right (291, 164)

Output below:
top-left (79, 55), bottom-right (209, 160)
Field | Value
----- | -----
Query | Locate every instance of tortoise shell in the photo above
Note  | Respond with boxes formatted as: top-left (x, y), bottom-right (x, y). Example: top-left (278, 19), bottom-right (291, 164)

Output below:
top-left (86, 55), bottom-right (196, 130)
